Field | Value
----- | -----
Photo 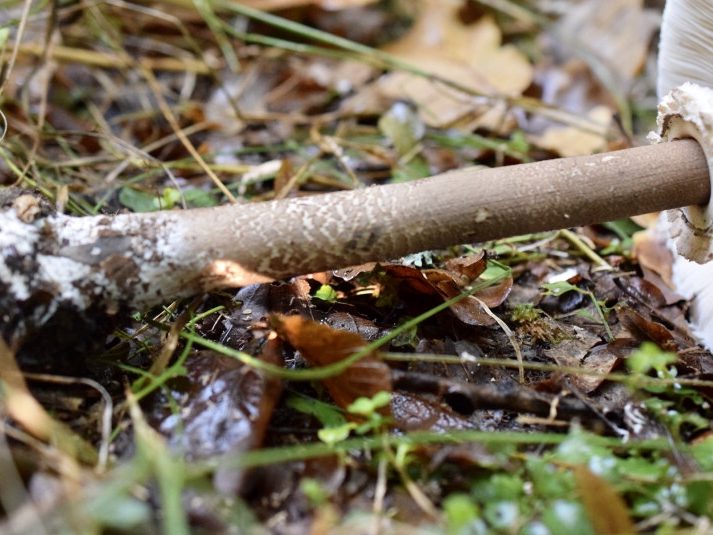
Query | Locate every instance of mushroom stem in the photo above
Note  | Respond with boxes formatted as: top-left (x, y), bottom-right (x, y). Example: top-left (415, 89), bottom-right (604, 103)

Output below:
top-left (1, 139), bottom-right (709, 317)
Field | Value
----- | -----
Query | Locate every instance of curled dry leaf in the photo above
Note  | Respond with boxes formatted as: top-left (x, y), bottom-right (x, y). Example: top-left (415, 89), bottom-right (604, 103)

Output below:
top-left (423, 267), bottom-right (513, 326)
top-left (571, 339), bottom-right (637, 394)
top-left (270, 314), bottom-right (392, 412)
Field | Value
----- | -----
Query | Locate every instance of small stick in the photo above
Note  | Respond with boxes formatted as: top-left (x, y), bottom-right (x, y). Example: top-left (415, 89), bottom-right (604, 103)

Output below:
top-left (1, 140), bottom-right (709, 322)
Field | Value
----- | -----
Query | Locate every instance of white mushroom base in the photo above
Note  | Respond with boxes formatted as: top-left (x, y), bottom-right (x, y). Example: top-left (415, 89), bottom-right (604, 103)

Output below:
top-left (672, 258), bottom-right (713, 350)
top-left (652, 82), bottom-right (713, 352)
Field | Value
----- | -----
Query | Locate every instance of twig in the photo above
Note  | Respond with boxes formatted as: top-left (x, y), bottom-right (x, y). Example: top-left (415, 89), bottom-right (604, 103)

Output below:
top-left (390, 369), bottom-right (597, 421)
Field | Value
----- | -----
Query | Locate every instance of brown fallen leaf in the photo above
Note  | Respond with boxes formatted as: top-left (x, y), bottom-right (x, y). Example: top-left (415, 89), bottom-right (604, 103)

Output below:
top-left (543, 326), bottom-right (603, 392)
top-left (573, 465), bottom-right (635, 535)
top-left (423, 267), bottom-right (513, 326)
top-left (554, 0), bottom-right (659, 93)
top-left (375, 0), bottom-right (532, 130)
top-left (332, 262), bottom-right (378, 281)
top-left (633, 229), bottom-right (678, 293)
top-left (618, 307), bottom-right (676, 350)
top-left (571, 339), bottom-right (634, 393)
top-left (618, 276), bottom-right (667, 310)
top-left (271, 314), bottom-right (392, 412)
top-left (533, 105), bottom-right (612, 157)
top-left (366, 253), bottom-right (512, 326)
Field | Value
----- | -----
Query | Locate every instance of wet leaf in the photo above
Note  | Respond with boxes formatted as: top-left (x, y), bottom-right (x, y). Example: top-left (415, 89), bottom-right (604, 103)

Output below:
top-left (618, 276), bottom-right (667, 309)
top-left (155, 341), bottom-right (284, 493)
top-left (390, 391), bottom-right (474, 432)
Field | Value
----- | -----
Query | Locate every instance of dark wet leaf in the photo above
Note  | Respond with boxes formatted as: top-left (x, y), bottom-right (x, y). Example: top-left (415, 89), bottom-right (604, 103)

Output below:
top-left (618, 307), bottom-right (676, 350)
top-left (390, 391), bottom-right (474, 432)
top-left (373, 253), bottom-right (512, 326)
top-left (618, 276), bottom-right (666, 309)
top-left (156, 340), bottom-right (283, 493)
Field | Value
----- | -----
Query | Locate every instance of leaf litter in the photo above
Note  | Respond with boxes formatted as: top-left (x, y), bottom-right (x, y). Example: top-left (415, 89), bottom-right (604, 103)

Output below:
top-left (1, 0), bottom-right (713, 533)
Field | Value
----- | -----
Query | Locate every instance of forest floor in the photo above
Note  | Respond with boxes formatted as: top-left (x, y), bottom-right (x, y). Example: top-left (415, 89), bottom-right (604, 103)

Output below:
top-left (2, 0), bottom-right (713, 533)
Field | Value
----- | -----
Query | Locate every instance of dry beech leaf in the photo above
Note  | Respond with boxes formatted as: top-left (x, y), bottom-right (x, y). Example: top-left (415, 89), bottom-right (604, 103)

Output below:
top-left (271, 314), bottom-right (392, 411)
top-left (471, 276), bottom-right (513, 309)
top-left (376, 0), bottom-right (532, 129)
top-left (443, 254), bottom-right (488, 284)
top-left (423, 269), bottom-right (513, 326)
top-left (568, 339), bottom-right (635, 393)
top-left (381, 263), bottom-right (441, 297)
top-left (533, 105), bottom-right (612, 157)
top-left (199, 260), bottom-right (274, 290)
top-left (573, 465), bottom-right (635, 535)
top-left (543, 326), bottom-right (604, 391)
top-left (324, 311), bottom-right (384, 342)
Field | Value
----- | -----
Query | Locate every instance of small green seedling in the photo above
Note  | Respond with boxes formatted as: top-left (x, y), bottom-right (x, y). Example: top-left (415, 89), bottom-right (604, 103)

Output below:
top-left (317, 391), bottom-right (392, 445)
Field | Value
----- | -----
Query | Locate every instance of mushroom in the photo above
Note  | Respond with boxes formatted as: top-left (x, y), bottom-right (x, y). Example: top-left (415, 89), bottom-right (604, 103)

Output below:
top-left (655, 0), bottom-right (713, 349)
top-left (1, 0), bottom-right (712, 350)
